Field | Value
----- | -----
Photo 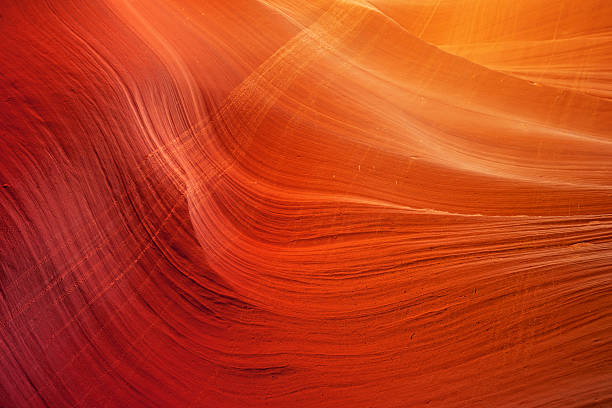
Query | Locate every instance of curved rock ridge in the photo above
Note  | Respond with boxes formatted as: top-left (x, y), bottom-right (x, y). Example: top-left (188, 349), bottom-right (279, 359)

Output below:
top-left (1, 0), bottom-right (611, 407)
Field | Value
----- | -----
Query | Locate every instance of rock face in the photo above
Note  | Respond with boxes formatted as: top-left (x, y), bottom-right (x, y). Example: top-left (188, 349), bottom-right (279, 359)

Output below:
top-left (1, 1), bottom-right (611, 407)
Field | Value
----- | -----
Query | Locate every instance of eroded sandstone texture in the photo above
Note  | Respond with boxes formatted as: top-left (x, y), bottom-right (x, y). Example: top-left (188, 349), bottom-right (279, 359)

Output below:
top-left (1, 1), bottom-right (611, 407)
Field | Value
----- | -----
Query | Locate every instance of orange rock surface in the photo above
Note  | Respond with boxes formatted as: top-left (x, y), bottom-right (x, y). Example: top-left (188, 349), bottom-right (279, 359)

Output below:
top-left (1, 1), bottom-right (611, 407)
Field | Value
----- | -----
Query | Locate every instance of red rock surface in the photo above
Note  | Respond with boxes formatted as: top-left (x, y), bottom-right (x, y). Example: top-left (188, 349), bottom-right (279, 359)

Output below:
top-left (1, 1), bottom-right (611, 407)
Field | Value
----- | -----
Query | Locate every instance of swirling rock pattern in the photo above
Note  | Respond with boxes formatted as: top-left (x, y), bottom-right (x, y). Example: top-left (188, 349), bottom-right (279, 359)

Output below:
top-left (1, 1), bottom-right (611, 407)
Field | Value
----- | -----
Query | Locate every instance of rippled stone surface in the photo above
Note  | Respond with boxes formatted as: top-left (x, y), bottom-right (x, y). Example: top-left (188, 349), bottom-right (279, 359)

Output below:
top-left (1, 1), bottom-right (611, 407)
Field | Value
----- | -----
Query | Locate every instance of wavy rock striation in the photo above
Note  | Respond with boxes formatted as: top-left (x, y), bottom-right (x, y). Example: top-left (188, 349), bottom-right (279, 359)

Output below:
top-left (1, 1), bottom-right (611, 407)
